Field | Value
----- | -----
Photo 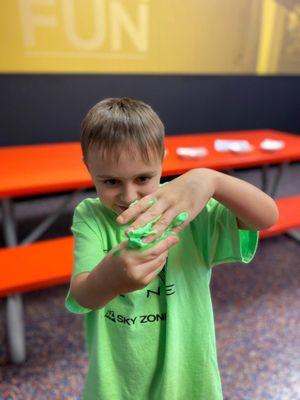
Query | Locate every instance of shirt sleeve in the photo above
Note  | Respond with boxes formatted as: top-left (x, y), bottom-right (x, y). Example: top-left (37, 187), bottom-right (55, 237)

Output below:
top-left (191, 198), bottom-right (258, 268)
top-left (65, 205), bottom-right (106, 314)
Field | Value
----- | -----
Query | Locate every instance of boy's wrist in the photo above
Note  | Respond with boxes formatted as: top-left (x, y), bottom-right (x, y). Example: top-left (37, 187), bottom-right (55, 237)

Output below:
top-left (84, 258), bottom-right (120, 309)
top-left (193, 168), bottom-right (220, 196)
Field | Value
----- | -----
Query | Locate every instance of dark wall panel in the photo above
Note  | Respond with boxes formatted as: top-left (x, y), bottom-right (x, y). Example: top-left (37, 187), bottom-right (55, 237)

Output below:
top-left (0, 74), bottom-right (299, 146)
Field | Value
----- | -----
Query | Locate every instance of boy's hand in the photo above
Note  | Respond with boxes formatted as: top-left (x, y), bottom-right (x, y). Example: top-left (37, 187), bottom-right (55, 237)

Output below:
top-left (116, 169), bottom-right (217, 243)
top-left (104, 233), bottom-right (179, 295)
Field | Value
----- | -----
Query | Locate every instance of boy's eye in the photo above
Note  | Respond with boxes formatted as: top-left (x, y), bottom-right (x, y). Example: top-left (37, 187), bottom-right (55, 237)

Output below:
top-left (136, 176), bottom-right (151, 183)
top-left (103, 179), bottom-right (119, 186)
top-left (102, 176), bottom-right (151, 186)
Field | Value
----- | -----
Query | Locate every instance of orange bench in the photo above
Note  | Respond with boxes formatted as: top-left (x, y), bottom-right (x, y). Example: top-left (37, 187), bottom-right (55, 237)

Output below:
top-left (0, 236), bottom-right (74, 363)
top-left (259, 195), bottom-right (300, 238)
top-left (0, 236), bottom-right (74, 298)
top-left (0, 196), bottom-right (299, 298)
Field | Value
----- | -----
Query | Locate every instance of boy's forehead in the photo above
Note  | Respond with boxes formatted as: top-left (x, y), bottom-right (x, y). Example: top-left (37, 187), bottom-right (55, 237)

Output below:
top-left (87, 148), bottom-right (162, 177)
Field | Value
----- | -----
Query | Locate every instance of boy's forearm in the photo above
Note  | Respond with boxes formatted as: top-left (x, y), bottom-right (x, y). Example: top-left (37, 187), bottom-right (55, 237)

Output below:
top-left (72, 259), bottom-right (119, 310)
top-left (197, 168), bottom-right (279, 230)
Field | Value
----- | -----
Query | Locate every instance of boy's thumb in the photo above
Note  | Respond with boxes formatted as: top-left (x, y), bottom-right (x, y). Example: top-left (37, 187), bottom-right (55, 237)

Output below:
top-left (109, 240), bottom-right (128, 257)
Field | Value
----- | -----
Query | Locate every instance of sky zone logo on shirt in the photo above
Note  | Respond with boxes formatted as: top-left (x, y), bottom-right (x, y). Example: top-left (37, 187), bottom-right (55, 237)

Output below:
top-left (105, 310), bottom-right (167, 325)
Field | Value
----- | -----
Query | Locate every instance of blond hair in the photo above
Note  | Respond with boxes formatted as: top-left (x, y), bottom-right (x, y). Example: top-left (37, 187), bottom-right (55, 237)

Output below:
top-left (81, 97), bottom-right (165, 164)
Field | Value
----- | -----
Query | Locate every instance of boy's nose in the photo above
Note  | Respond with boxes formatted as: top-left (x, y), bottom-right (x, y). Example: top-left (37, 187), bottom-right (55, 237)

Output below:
top-left (120, 186), bottom-right (138, 206)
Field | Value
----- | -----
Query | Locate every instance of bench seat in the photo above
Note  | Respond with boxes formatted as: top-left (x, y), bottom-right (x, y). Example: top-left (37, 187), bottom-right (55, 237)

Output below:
top-left (259, 195), bottom-right (300, 238)
top-left (0, 195), bottom-right (299, 298)
top-left (0, 236), bottom-right (74, 297)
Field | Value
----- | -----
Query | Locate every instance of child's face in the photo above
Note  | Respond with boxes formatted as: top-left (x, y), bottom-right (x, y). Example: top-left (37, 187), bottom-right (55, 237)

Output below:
top-left (86, 149), bottom-right (162, 215)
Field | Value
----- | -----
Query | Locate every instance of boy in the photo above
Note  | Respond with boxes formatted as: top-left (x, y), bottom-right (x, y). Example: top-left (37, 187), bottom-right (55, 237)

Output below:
top-left (65, 97), bottom-right (278, 400)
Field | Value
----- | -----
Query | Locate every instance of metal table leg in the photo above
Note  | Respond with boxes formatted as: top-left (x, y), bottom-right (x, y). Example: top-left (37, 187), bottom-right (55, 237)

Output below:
top-left (1, 198), bottom-right (26, 364)
top-left (261, 165), bottom-right (269, 193)
top-left (1, 189), bottom-right (84, 363)
top-left (286, 230), bottom-right (300, 243)
top-left (261, 162), bottom-right (289, 198)
top-left (6, 294), bottom-right (26, 364)
top-left (270, 162), bottom-right (288, 198)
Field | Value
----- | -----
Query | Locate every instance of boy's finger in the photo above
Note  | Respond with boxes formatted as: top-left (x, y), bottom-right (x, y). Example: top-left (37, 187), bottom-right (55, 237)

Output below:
top-left (141, 208), bottom-right (181, 243)
top-left (125, 200), bottom-right (169, 235)
top-left (143, 261), bottom-right (167, 284)
top-left (116, 195), bottom-right (156, 225)
top-left (109, 240), bottom-right (129, 257)
top-left (143, 232), bottom-right (179, 259)
top-left (167, 222), bottom-right (189, 236)
top-left (140, 250), bottom-right (168, 276)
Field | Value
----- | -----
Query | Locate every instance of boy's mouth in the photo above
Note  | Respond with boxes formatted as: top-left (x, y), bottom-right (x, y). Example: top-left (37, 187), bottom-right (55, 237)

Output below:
top-left (116, 205), bottom-right (128, 212)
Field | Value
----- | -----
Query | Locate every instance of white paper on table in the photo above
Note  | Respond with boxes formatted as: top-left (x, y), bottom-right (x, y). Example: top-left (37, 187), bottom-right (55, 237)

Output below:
top-left (214, 139), bottom-right (253, 153)
top-left (260, 138), bottom-right (285, 151)
top-left (176, 147), bottom-right (208, 158)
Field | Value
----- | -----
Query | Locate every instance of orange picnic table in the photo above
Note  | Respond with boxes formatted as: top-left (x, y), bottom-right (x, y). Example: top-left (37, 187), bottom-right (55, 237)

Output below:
top-left (1, 128), bottom-right (300, 364)
top-left (164, 129), bottom-right (300, 174)
top-left (1, 129), bottom-right (300, 198)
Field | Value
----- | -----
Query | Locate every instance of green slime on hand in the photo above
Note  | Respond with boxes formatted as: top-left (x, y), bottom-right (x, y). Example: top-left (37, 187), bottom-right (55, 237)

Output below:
top-left (127, 212), bottom-right (188, 251)
top-left (146, 198), bottom-right (158, 207)
top-left (112, 198), bottom-right (160, 256)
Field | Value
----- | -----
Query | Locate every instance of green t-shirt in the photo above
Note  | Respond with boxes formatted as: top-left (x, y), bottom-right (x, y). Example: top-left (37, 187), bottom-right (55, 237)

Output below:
top-left (65, 197), bottom-right (258, 400)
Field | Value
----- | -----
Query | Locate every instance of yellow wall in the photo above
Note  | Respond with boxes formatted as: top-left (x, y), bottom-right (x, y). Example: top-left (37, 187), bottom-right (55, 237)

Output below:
top-left (1, 0), bottom-right (300, 74)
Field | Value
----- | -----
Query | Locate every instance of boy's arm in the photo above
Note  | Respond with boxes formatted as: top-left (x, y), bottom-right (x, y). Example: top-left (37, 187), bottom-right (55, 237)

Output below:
top-left (210, 169), bottom-right (279, 230)
top-left (70, 270), bottom-right (118, 311)
top-left (116, 168), bottom-right (278, 241)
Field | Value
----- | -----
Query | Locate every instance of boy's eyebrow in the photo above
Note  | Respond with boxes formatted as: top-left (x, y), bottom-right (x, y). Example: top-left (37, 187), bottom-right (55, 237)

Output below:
top-left (96, 171), bottom-right (157, 179)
